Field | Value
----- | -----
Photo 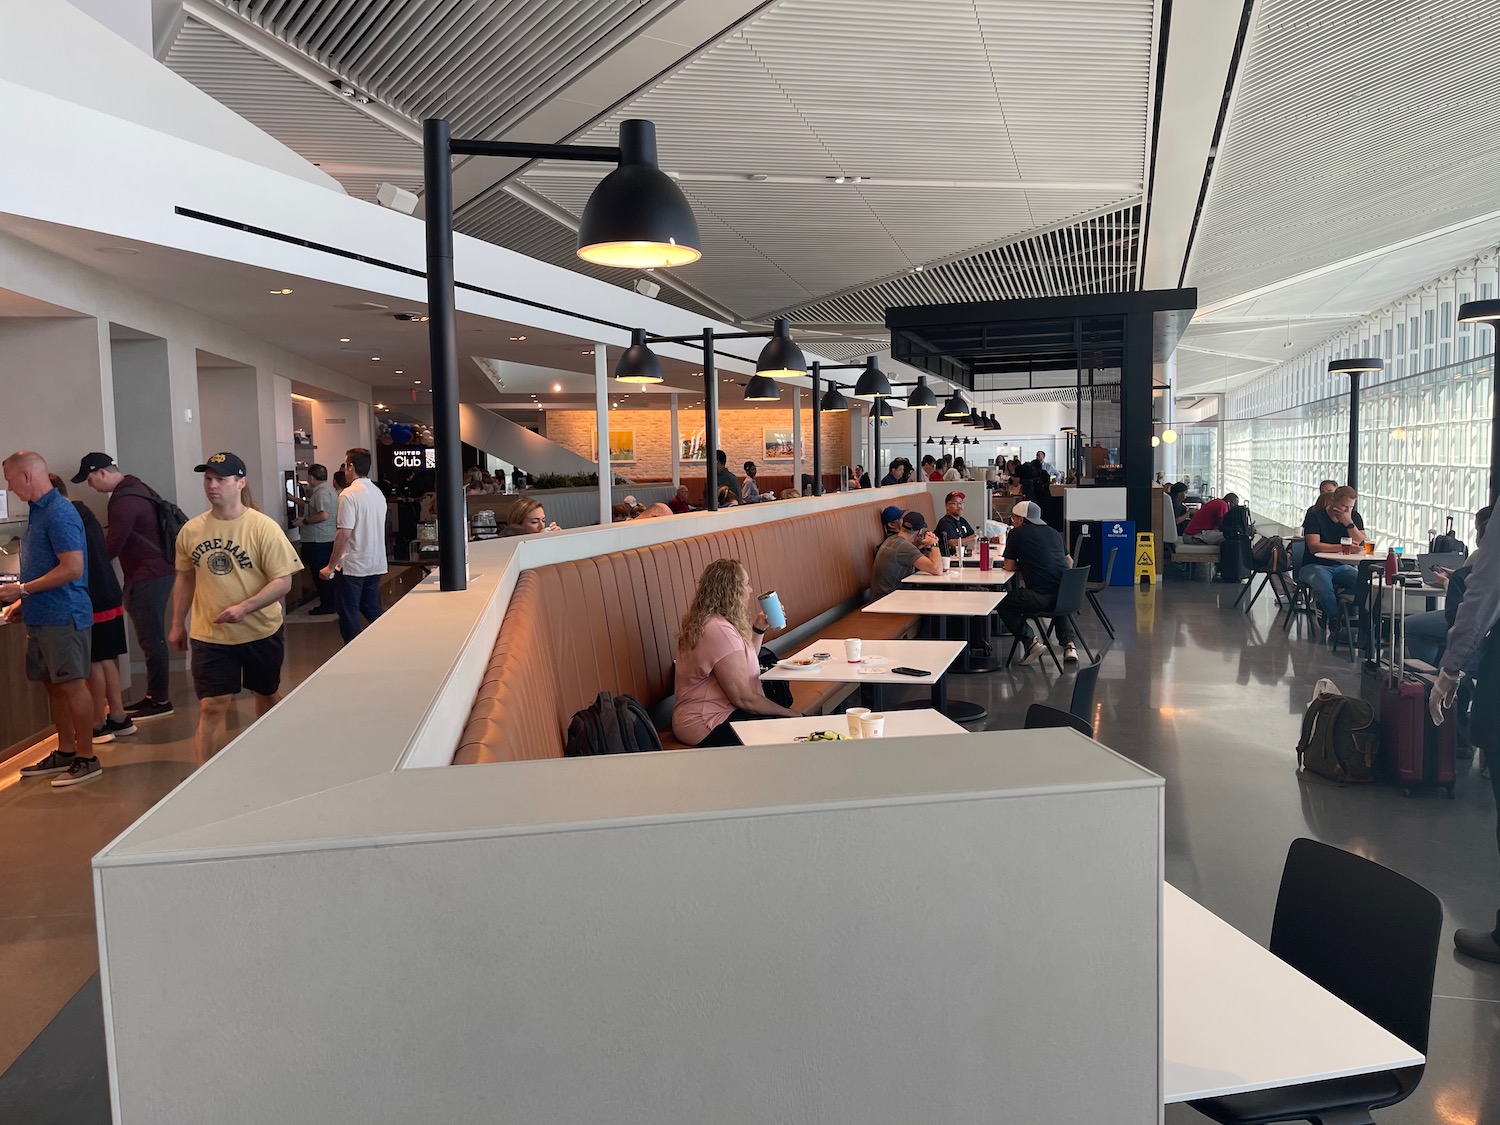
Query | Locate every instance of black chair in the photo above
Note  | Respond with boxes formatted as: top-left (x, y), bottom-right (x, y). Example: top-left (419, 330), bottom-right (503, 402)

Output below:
top-left (1023, 703), bottom-right (1093, 736)
top-left (1069, 657), bottom-right (1101, 725)
top-left (1234, 537), bottom-right (1286, 614)
top-left (1004, 566), bottom-right (1095, 672)
top-left (1188, 838), bottom-right (1441, 1125)
top-left (1085, 547), bottom-right (1117, 637)
top-left (1280, 539), bottom-right (1319, 635)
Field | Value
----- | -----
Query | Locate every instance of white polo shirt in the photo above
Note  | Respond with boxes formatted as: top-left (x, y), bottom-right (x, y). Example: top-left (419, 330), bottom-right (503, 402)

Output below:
top-left (335, 477), bottom-right (389, 577)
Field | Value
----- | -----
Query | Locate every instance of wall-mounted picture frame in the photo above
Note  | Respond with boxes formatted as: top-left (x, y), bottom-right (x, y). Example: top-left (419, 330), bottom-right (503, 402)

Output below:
top-left (763, 427), bottom-right (795, 461)
top-left (590, 429), bottom-right (636, 464)
top-left (679, 428), bottom-right (707, 463)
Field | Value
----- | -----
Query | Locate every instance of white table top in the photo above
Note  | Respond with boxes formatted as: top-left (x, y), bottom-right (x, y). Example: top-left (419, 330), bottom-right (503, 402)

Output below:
top-left (1163, 884), bottom-right (1422, 1103)
top-left (863, 589), bottom-right (1004, 616)
top-left (760, 639), bottom-right (967, 686)
top-left (730, 708), bottom-right (967, 745)
top-left (1312, 551), bottom-right (1376, 562)
top-left (903, 568), bottom-right (1014, 587)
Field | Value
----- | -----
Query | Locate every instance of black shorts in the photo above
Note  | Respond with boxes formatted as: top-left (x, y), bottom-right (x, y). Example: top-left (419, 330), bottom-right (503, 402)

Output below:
top-left (190, 628), bottom-right (285, 699)
top-left (91, 613), bottom-right (129, 662)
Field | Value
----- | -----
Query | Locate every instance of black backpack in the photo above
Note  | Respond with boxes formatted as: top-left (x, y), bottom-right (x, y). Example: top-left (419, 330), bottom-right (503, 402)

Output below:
top-left (565, 691), bottom-right (663, 757)
top-left (115, 484), bottom-right (189, 561)
top-left (1429, 516), bottom-right (1468, 558)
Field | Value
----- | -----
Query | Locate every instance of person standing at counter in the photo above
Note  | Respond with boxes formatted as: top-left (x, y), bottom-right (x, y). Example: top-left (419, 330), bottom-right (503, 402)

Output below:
top-left (2, 451), bottom-right (99, 787)
top-left (170, 452), bottom-right (302, 765)
top-left (296, 463), bottom-right (338, 616)
top-left (321, 448), bottom-right (387, 643)
top-left (73, 452), bottom-right (178, 721)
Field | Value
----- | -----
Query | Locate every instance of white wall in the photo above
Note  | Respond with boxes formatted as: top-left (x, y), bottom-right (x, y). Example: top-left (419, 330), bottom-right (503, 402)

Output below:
top-left (110, 335), bottom-right (177, 502)
top-left (65, 0), bottom-right (151, 53)
top-left (310, 399), bottom-right (372, 482)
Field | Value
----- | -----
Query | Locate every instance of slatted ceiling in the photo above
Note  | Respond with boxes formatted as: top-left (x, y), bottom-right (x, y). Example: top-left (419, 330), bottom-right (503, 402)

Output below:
top-left (1190, 0), bottom-right (1500, 306)
top-left (784, 206), bottom-right (1143, 326)
top-left (207, 0), bottom-right (669, 139)
top-left (165, 16), bottom-right (421, 197)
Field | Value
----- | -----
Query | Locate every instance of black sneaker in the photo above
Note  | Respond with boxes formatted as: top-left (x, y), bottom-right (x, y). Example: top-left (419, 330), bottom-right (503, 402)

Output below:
top-left (128, 699), bottom-right (174, 721)
top-left (92, 716), bottom-right (138, 744)
top-left (51, 756), bottom-right (102, 787)
top-left (20, 751), bottom-right (76, 776)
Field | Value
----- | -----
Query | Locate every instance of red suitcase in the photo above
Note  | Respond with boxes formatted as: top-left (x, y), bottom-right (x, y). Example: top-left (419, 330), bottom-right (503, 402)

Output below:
top-left (1376, 577), bottom-right (1457, 798)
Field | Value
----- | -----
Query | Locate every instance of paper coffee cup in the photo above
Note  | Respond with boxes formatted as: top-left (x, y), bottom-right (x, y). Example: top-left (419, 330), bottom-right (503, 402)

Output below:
top-left (859, 712), bottom-right (886, 739)
top-left (846, 707), bottom-right (871, 738)
top-left (844, 638), bottom-right (863, 662)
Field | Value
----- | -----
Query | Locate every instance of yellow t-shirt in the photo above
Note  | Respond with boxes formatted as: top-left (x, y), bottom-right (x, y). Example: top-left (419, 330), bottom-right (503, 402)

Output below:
top-left (175, 508), bottom-right (303, 645)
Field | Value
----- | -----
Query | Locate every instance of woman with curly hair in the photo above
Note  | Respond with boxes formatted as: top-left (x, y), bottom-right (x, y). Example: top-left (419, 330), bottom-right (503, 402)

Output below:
top-left (672, 558), bottom-right (799, 746)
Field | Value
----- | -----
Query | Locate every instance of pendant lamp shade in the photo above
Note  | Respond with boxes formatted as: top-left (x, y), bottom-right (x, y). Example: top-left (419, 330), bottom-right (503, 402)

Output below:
top-left (743, 374), bottom-right (781, 401)
top-left (756, 317), bottom-right (807, 378)
top-left (1458, 299), bottom-right (1500, 323)
top-left (1327, 357), bottom-right (1384, 375)
top-left (614, 328), bottom-right (664, 383)
top-left (986, 413), bottom-right (1001, 430)
top-left (940, 392), bottom-right (968, 420)
top-left (854, 356), bottom-right (893, 399)
top-left (908, 376), bottom-right (939, 409)
top-left (925, 436), bottom-right (936, 445)
top-left (577, 121), bottom-right (702, 268)
top-left (876, 399), bottom-right (895, 418)
top-left (820, 383), bottom-right (849, 412)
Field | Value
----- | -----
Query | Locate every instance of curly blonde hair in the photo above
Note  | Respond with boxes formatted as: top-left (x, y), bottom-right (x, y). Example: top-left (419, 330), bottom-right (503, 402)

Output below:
top-left (679, 558), bottom-right (752, 652)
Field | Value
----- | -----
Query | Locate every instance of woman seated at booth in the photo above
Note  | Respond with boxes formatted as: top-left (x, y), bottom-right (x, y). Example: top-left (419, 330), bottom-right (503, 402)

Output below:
top-left (672, 559), bottom-right (799, 747)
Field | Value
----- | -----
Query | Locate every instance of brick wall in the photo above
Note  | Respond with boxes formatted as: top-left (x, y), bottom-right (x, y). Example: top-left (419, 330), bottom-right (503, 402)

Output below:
top-left (543, 407), bottom-right (851, 481)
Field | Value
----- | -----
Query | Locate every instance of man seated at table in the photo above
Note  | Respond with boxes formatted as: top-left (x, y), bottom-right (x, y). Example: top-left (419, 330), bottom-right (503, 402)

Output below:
top-left (936, 491), bottom-right (976, 556)
top-left (999, 500), bottom-right (1077, 665)
top-left (1301, 484), bottom-right (1366, 637)
top-left (879, 504), bottom-right (904, 545)
top-left (920, 454), bottom-right (938, 481)
top-left (871, 510), bottom-right (942, 599)
top-left (667, 484), bottom-right (693, 514)
top-left (1168, 482), bottom-right (1191, 535)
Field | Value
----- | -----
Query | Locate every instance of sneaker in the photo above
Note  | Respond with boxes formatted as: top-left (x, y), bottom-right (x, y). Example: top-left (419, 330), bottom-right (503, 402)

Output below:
top-left (1063, 643), bottom-right (1079, 663)
top-left (92, 716), bottom-right (138, 744)
top-left (51, 756), bottom-right (102, 787)
top-left (1017, 638), bottom-right (1046, 666)
top-left (127, 698), bottom-right (174, 721)
top-left (20, 750), bottom-right (75, 776)
top-left (309, 606), bottom-right (337, 616)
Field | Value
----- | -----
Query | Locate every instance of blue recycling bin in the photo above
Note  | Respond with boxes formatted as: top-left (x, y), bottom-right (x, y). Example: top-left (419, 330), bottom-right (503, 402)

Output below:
top-left (1102, 520), bottom-right (1135, 586)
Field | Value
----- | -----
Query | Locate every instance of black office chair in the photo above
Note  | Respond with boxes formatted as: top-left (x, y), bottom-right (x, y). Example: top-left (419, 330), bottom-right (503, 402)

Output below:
top-left (1069, 657), bottom-right (1101, 724)
top-left (1023, 703), bottom-right (1093, 736)
top-left (1085, 547), bottom-right (1117, 637)
top-left (1188, 838), bottom-right (1441, 1125)
top-left (1004, 566), bottom-right (1095, 672)
top-left (1234, 537), bottom-right (1285, 614)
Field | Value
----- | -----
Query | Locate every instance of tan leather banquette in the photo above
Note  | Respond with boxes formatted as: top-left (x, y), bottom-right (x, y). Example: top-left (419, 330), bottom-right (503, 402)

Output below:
top-left (454, 494), bottom-right (936, 764)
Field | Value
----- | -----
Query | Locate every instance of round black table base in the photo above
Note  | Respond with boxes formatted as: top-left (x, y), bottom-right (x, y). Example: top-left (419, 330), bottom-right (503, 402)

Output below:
top-left (941, 700), bottom-right (988, 724)
top-left (955, 657), bottom-right (1007, 674)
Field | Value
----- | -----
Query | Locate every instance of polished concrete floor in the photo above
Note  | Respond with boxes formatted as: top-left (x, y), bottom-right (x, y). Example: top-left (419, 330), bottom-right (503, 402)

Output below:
top-left (2, 578), bottom-right (1498, 1122)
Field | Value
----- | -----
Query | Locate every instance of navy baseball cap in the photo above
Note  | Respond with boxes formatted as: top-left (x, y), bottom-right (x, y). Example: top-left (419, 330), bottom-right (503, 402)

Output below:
top-left (71, 452), bottom-right (115, 483)
top-left (194, 451), bottom-right (247, 478)
top-left (901, 511), bottom-right (928, 532)
top-left (880, 505), bottom-right (904, 525)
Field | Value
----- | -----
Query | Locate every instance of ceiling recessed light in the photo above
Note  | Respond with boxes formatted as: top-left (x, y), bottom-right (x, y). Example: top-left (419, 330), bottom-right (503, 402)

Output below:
top-left (553, 383), bottom-right (562, 392)
top-left (413, 380), bottom-right (421, 384)
top-left (395, 370), bottom-right (403, 374)
top-left (270, 288), bottom-right (293, 295)
top-left (371, 356), bottom-right (381, 361)
top-left (96, 245), bottom-right (141, 256)
top-left (339, 337), bottom-right (351, 342)
top-left (509, 335), bottom-right (526, 341)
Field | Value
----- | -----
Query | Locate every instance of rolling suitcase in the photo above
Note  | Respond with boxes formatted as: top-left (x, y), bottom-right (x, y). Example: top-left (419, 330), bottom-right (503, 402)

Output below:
top-left (1375, 575), bottom-right (1456, 798)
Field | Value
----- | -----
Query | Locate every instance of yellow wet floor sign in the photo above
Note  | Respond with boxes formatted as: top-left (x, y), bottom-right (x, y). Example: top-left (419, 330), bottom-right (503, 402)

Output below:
top-left (1135, 532), bottom-right (1156, 585)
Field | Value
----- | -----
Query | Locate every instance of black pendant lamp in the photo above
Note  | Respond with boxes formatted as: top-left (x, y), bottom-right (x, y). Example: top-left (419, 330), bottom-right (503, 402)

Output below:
top-left (577, 121), bottom-right (702, 268)
top-left (614, 328), bottom-right (664, 383)
top-left (876, 398), bottom-right (895, 418)
top-left (820, 383), bottom-right (849, 412)
top-left (743, 374), bottom-right (781, 401)
top-left (986, 412), bottom-right (1001, 431)
top-left (925, 436), bottom-right (936, 445)
top-left (907, 376), bottom-right (938, 410)
top-left (968, 409), bottom-right (983, 428)
top-left (755, 317), bottom-right (807, 379)
top-left (940, 391), bottom-right (969, 420)
top-left (854, 356), bottom-right (893, 399)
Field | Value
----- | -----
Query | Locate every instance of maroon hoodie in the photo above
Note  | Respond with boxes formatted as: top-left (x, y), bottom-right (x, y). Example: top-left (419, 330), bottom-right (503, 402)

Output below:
top-left (105, 475), bottom-right (177, 585)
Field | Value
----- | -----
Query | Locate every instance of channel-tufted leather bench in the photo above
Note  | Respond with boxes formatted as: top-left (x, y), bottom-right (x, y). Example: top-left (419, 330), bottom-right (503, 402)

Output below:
top-left (454, 495), bottom-right (935, 763)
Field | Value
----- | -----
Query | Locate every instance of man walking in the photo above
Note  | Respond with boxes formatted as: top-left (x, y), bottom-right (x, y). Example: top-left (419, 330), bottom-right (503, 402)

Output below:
top-left (3, 451), bottom-right (100, 787)
top-left (321, 447), bottom-right (387, 642)
top-left (170, 452), bottom-right (302, 764)
top-left (295, 463), bottom-right (337, 615)
top-left (73, 452), bottom-right (178, 719)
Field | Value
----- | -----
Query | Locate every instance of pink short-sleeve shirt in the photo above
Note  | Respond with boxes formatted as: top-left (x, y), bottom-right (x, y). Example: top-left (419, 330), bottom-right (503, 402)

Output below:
top-left (672, 615), bottom-right (760, 745)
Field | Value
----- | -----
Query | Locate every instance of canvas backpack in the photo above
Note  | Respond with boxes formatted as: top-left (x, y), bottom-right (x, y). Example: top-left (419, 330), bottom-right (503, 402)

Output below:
top-left (1296, 679), bottom-right (1377, 784)
top-left (564, 691), bottom-right (664, 757)
top-left (114, 483), bottom-right (190, 561)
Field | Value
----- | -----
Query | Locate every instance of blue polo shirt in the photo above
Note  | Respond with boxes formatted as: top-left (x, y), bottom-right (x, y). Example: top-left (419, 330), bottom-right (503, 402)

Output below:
top-left (20, 487), bottom-right (92, 630)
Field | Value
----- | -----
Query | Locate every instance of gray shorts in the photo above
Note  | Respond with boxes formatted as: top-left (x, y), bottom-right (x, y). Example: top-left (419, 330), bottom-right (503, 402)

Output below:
top-left (26, 624), bottom-right (92, 684)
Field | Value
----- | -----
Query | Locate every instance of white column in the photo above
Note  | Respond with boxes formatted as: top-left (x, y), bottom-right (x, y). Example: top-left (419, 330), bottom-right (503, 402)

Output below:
top-left (792, 388), bottom-right (803, 483)
top-left (670, 394), bottom-right (680, 490)
top-left (595, 345), bottom-right (610, 525)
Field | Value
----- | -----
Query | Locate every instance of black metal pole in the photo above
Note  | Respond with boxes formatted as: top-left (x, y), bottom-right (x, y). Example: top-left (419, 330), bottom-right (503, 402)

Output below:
top-left (872, 402), bottom-right (881, 487)
top-left (915, 402), bottom-right (922, 477)
top-left (1347, 371), bottom-right (1361, 491)
top-left (423, 118), bottom-right (466, 592)
top-left (811, 362), bottom-right (823, 496)
top-left (703, 327), bottom-right (718, 511)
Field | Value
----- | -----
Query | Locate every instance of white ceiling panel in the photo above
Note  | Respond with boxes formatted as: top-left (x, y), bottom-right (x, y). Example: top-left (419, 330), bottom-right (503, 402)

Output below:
top-left (1188, 0), bottom-right (1500, 307)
